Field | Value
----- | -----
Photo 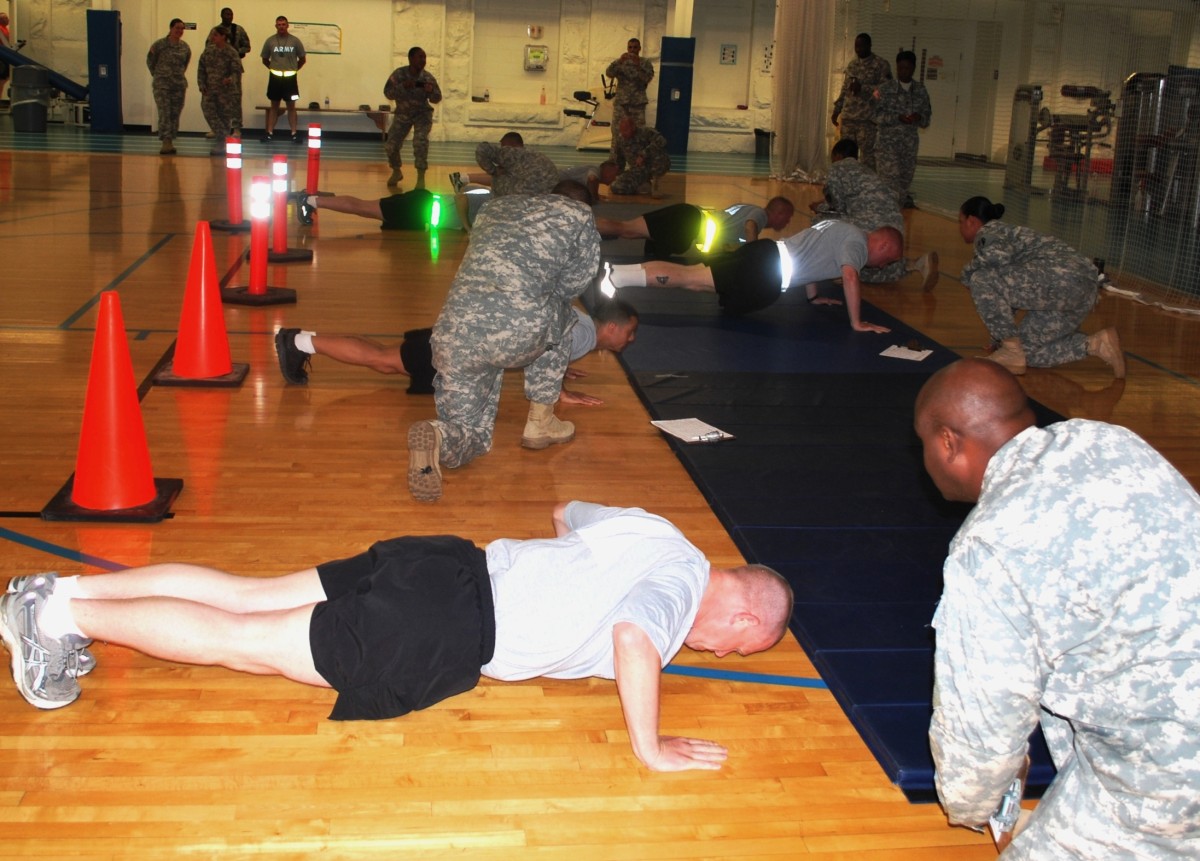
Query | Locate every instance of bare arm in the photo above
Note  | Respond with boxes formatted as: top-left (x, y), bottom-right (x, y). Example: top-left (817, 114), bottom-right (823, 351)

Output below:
top-left (841, 264), bottom-right (890, 333)
top-left (552, 502), bottom-right (571, 537)
top-left (612, 622), bottom-right (729, 771)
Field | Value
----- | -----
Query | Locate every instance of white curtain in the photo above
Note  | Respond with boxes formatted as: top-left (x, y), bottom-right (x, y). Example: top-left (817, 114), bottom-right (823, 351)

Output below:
top-left (772, 0), bottom-right (835, 181)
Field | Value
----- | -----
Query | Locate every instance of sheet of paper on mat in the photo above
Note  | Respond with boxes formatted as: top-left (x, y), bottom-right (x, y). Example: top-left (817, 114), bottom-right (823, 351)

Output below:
top-left (651, 418), bottom-right (735, 443)
top-left (881, 344), bottom-right (934, 361)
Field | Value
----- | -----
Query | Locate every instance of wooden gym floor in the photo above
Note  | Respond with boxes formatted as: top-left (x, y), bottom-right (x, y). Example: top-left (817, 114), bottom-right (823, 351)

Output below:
top-left (0, 134), bottom-right (1197, 859)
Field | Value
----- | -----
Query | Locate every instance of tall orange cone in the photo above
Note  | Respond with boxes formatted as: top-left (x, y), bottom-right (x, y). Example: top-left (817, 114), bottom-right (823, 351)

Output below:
top-left (42, 291), bottom-right (183, 522)
top-left (155, 222), bottom-right (248, 386)
top-left (74, 291), bottom-right (156, 509)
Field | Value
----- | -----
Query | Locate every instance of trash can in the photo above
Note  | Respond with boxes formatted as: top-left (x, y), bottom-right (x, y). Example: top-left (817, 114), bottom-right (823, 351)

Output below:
top-left (12, 65), bottom-right (53, 133)
top-left (754, 128), bottom-right (773, 158)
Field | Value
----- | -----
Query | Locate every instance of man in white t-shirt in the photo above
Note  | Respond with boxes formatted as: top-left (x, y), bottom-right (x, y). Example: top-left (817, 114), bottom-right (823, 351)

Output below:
top-left (3, 502), bottom-right (793, 772)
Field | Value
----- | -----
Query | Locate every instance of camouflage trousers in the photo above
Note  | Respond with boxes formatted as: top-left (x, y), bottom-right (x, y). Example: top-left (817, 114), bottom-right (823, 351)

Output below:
top-left (965, 263), bottom-right (1098, 366)
top-left (860, 260), bottom-right (910, 284)
top-left (430, 318), bottom-right (568, 468)
top-left (876, 125), bottom-right (919, 205)
top-left (610, 155), bottom-right (670, 195)
top-left (838, 118), bottom-right (879, 171)
top-left (385, 111), bottom-right (433, 171)
top-left (610, 101), bottom-right (647, 168)
top-left (201, 91), bottom-right (240, 139)
top-left (152, 80), bottom-right (186, 140)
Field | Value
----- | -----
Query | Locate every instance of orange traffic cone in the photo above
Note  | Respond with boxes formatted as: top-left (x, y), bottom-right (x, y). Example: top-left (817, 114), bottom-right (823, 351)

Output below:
top-left (155, 222), bottom-right (249, 387)
top-left (42, 291), bottom-right (183, 522)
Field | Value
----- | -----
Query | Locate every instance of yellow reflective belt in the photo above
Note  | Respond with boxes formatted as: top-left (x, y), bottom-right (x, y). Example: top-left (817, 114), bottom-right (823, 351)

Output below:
top-left (695, 210), bottom-right (718, 254)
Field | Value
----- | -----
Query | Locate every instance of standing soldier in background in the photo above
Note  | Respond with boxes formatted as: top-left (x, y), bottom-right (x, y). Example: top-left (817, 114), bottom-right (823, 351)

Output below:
top-left (218, 8), bottom-right (251, 134)
top-left (831, 32), bottom-right (891, 171)
top-left (606, 37), bottom-right (655, 168)
top-left (610, 117), bottom-right (670, 197)
top-left (146, 18), bottom-right (192, 156)
top-left (384, 46), bottom-right (442, 189)
top-left (874, 50), bottom-right (932, 208)
top-left (198, 27), bottom-right (242, 156)
top-left (260, 15), bottom-right (305, 143)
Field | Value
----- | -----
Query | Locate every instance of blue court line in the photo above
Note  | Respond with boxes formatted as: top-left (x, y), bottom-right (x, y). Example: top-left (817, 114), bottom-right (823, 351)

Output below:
top-left (58, 233), bottom-right (177, 330)
top-left (0, 526), bottom-right (125, 572)
top-left (664, 663), bottom-right (828, 689)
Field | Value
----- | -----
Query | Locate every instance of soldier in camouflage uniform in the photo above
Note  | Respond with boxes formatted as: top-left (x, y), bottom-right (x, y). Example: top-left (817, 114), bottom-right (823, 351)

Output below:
top-left (406, 182), bottom-right (600, 502)
top-left (610, 117), bottom-right (671, 196)
top-left (383, 46), bottom-right (442, 189)
top-left (473, 133), bottom-right (559, 196)
top-left (916, 358), bottom-right (1200, 860)
top-left (831, 33), bottom-right (891, 171)
top-left (812, 139), bottom-right (937, 289)
top-left (873, 51), bottom-right (931, 208)
top-left (146, 19), bottom-right (191, 155)
top-left (218, 8), bottom-right (251, 132)
top-left (606, 37), bottom-right (655, 167)
top-left (198, 27), bottom-right (242, 155)
top-left (958, 196), bottom-right (1124, 377)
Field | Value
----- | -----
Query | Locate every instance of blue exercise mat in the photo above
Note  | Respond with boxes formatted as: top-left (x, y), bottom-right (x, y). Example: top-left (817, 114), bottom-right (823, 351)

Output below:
top-left (611, 280), bottom-right (1057, 799)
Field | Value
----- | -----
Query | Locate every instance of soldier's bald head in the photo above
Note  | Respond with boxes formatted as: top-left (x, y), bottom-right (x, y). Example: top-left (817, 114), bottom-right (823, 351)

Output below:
top-left (916, 359), bottom-right (1035, 453)
top-left (913, 360), bottom-right (1035, 502)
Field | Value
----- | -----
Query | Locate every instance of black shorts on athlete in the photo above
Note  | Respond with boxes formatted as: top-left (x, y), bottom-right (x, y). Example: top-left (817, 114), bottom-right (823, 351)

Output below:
top-left (379, 189), bottom-right (434, 231)
top-left (642, 203), bottom-right (703, 258)
top-left (310, 535), bottom-right (496, 721)
top-left (266, 73), bottom-right (300, 104)
top-left (708, 239), bottom-right (785, 315)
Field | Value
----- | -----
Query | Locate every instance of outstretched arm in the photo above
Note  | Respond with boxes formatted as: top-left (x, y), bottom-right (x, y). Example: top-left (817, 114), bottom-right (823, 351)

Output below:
top-left (612, 622), bottom-right (729, 771)
top-left (841, 264), bottom-right (890, 333)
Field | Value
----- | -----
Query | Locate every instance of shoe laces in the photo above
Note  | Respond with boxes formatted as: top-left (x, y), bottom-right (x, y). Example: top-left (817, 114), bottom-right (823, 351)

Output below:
top-left (17, 598), bottom-right (71, 688)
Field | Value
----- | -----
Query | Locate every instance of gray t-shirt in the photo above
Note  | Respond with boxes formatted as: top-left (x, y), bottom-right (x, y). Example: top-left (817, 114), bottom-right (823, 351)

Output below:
top-left (781, 219), bottom-right (868, 289)
top-left (718, 204), bottom-right (768, 245)
top-left (260, 33), bottom-right (305, 72)
top-left (566, 307), bottom-right (596, 360)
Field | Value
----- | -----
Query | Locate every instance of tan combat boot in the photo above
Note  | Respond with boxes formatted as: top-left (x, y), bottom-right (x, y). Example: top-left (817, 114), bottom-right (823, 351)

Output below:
top-left (981, 337), bottom-right (1027, 375)
top-left (407, 420), bottom-right (443, 502)
top-left (160, 137), bottom-right (176, 155)
top-left (387, 167), bottom-right (403, 186)
top-left (521, 402), bottom-right (575, 450)
top-left (912, 251), bottom-right (939, 292)
top-left (1087, 327), bottom-right (1126, 378)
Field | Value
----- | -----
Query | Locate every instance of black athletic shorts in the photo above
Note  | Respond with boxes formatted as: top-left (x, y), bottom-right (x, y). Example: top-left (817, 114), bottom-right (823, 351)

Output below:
top-left (642, 203), bottom-right (703, 257)
top-left (708, 239), bottom-right (784, 315)
top-left (379, 189), bottom-right (433, 231)
top-left (399, 328), bottom-right (435, 395)
top-left (310, 535), bottom-right (496, 721)
top-left (266, 73), bottom-right (300, 103)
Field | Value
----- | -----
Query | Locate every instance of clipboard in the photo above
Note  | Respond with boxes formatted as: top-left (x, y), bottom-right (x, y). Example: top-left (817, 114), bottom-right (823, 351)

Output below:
top-left (651, 418), bottom-right (735, 444)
